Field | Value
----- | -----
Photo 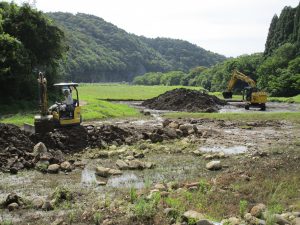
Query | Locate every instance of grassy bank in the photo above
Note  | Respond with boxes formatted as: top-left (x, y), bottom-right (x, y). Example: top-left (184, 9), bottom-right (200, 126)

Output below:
top-left (165, 112), bottom-right (300, 122)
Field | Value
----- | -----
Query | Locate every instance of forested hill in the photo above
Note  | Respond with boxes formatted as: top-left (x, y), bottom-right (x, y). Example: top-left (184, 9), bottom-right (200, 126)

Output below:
top-left (48, 12), bottom-right (226, 82)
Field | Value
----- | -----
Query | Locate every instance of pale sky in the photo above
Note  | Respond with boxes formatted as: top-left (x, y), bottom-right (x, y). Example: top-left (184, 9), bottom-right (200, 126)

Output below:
top-left (10, 0), bottom-right (300, 57)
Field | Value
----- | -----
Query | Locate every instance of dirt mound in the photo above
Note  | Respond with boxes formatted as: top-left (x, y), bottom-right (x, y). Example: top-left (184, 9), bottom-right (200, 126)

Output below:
top-left (34, 125), bottom-right (133, 152)
top-left (142, 88), bottom-right (226, 112)
top-left (0, 123), bottom-right (35, 172)
top-left (86, 124), bottom-right (133, 148)
top-left (34, 126), bottom-right (89, 152)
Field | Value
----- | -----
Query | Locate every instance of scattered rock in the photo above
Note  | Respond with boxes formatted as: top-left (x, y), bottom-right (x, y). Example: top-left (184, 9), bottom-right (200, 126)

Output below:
top-left (47, 164), bottom-right (60, 173)
top-left (250, 203), bottom-right (266, 218)
top-left (4, 193), bottom-right (22, 207)
top-left (95, 166), bottom-right (111, 178)
top-left (32, 197), bottom-right (44, 209)
top-left (196, 219), bottom-right (214, 225)
top-left (192, 150), bottom-right (202, 156)
top-left (206, 160), bottom-right (222, 170)
top-left (108, 168), bottom-right (122, 175)
top-left (60, 161), bottom-right (72, 172)
top-left (8, 202), bottom-right (19, 211)
top-left (42, 200), bottom-right (54, 211)
top-left (274, 214), bottom-right (291, 225)
top-left (182, 210), bottom-right (204, 222)
top-left (116, 160), bottom-right (129, 170)
top-left (154, 183), bottom-right (166, 191)
top-left (33, 142), bottom-right (47, 157)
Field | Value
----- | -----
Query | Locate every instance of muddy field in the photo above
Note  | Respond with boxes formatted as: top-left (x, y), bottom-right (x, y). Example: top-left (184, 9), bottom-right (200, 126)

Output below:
top-left (1, 108), bottom-right (300, 225)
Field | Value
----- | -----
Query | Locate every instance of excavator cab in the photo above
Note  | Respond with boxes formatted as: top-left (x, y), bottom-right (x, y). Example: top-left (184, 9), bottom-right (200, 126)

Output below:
top-left (50, 83), bottom-right (82, 126)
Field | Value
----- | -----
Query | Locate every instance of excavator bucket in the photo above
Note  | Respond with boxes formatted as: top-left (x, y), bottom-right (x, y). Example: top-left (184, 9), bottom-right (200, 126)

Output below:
top-left (222, 91), bottom-right (233, 99)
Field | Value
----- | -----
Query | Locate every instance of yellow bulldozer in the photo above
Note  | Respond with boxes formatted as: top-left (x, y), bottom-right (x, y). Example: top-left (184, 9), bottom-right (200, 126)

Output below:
top-left (222, 70), bottom-right (268, 110)
top-left (25, 72), bottom-right (82, 134)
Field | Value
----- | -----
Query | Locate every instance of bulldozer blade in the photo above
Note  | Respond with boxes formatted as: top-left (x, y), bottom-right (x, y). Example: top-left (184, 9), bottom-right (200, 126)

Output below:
top-left (222, 91), bottom-right (233, 99)
top-left (23, 123), bottom-right (35, 134)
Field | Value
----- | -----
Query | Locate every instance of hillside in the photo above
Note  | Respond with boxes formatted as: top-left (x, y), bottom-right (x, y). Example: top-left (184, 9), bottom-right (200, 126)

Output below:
top-left (48, 12), bottom-right (226, 82)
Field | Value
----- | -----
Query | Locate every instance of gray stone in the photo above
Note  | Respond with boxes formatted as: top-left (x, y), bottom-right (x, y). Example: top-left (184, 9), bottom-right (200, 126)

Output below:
top-left (39, 152), bottom-right (53, 161)
top-left (164, 128), bottom-right (178, 139)
top-left (108, 168), bottom-right (122, 175)
top-left (116, 160), bottom-right (129, 170)
top-left (8, 202), bottom-right (19, 211)
top-left (250, 203), bottom-right (266, 218)
top-left (154, 183), bottom-right (166, 191)
top-left (128, 160), bottom-right (144, 170)
top-left (95, 166), bottom-right (111, 177)
top-left (32, 198), bottom-right (44, 209)
top-left (42, 200), bottom-right (54, 211)
top-left (47, 164), bottom-right (60, 173)
top-left (182, 210), bottom-right (204, 222)
top-left (168, 121), bottom-right (180, 129)
top-left (60, 161), bottom-right (72, 171)
top-left (33, 142), bottom-right (47, 156)
top-left (274, 214), bottom-right (291, 225)
top-left (196, 219), bottom-right (214, 225)
top-left (206, 160), bottom-right (222, 170)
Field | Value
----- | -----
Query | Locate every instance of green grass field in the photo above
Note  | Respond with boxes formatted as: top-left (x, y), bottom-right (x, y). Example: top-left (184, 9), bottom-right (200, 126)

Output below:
top-left (79, 83), bottom-right (201, 100)
top-left (165, 112), bottom-right (300, 122)
top-left (0, 83), bottom-right (299, 126)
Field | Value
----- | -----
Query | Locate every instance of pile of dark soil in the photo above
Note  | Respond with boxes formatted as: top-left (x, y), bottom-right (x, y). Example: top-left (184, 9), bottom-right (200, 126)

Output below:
top-left (34, 126), bottom-right (89, 152)
top-left (0, 123), bottom-right (35, 172)
top-left (142, 88), bottom-right (226, 112)
top-left (86, 124), bottom-right (133, 148)
top-left (34, 125), bottom-right (133, 151)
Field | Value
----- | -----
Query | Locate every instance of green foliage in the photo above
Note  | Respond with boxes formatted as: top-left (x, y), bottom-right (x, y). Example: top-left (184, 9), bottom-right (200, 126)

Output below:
top-left (47, 12), bottom-right (225, 82)
top-left (198, 179), bottom-right (211, 194)
top-left (239, 200), bottom-right (248, 218)
top-left (0, 220), bottom-right (13, 225)
top-left (0, 2), bottom-right (66, 104)
top-left (53, 186), bottom-right (73, 206)
top-left (131, 193), bottom-right (161, 220)
top-left (93, 212), bottom-right (102, 225)
top-left (129, 187), bottom-right (138, 203)
top-left (258, 43), bottom-right (300, 96)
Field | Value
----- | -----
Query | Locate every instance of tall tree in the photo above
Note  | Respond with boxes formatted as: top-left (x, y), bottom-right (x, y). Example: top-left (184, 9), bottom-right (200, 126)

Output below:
top-left (264, 15), bottom-right (278, 56)
top-left (293, 2), bottom-right (300, 44)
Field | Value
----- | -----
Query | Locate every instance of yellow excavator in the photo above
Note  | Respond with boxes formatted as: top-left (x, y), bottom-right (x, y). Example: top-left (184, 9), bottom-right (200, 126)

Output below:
top-left (222, 70), bottom-right (267, 110)
top-left (24, 72), bottom-right (82, 134)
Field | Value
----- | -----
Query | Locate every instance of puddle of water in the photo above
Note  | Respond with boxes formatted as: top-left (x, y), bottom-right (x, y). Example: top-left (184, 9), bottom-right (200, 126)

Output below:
top-left (107, 172), bottom-right (144, 189)
top-left (220, 102), bottom-right (300, 113)
top-left (81, 167), bottom-right (97, 185)
top-left (200, 145), bottom-right (247, 154)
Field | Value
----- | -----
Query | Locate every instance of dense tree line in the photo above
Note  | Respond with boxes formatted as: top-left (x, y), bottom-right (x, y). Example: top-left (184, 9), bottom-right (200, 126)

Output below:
top-left (0, 2), bottom-right (66, 104)
top-left (47, 12), bottom-right (226, 82)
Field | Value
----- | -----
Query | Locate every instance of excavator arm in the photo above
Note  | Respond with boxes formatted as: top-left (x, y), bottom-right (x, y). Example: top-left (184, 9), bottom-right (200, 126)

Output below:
top-left (223, 70), bottom-right (256, 98)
